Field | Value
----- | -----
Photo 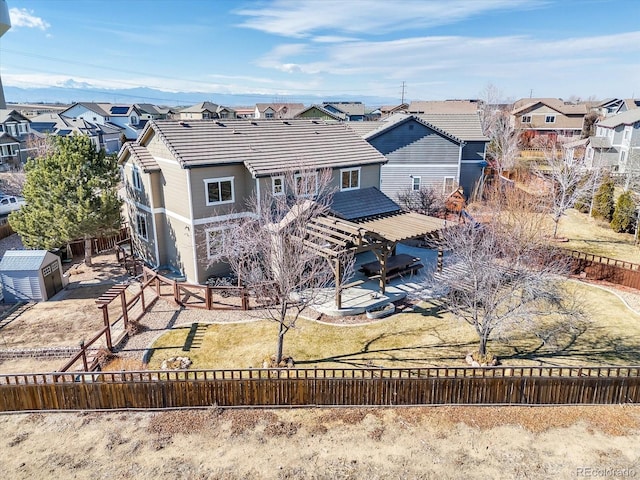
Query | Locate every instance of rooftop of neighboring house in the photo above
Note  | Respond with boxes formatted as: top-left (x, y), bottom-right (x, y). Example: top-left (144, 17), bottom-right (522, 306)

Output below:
top-left (349, 113), bottom-right (488, 143)
top-left (407, 100), bottom-right (481, 114)
top-left (295, 105), bottom-right (345, 121)
top-left (179, 101), bottom-right (234, 114)
top-left (0, 109), bottom-right (30, 123)
top-left (597, 108), bottom-right (640, 128)
top-left (511, 98), bottom-right (593, 115)
top-left (255, 103), bottom-right (306, 118)
top-left (588, 136), bottom-right (613, 149)
top-left (126, 118), bottom-right (388, 177)
top-left (135, 103), bottom-right (175, 116)
top-left (62, 102), bottom-right (139, 118)
top-left (379, 104), bottom-right (408, 115)
top-left (30, 112), bottom-right (98, 134)
top-left (323, 101), bottom-right (366, 116)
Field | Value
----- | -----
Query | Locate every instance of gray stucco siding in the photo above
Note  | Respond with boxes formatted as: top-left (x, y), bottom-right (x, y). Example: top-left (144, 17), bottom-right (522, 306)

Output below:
top-left (157, 160), bottom-right (191, 219)
top-left (161, 214), bottom-right (194, 280)
top-left (129, 207), bottom-right (157, 267)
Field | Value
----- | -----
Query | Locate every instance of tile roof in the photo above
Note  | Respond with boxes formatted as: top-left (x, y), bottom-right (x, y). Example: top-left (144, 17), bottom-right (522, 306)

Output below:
top-left (419, 113), bottom-right (489, 142)
top-left (345, 122), bottom-right (381, 136)
top-left (330, 187), bottom-right (401, 221)
top-left (295, 105), bottom-right (345, 120)
top-left (408, 100), bottom-right (480, 114)
top-left (362, 114), bottom-right (464, 144)
top-left (0, 109), bottom-right (29, 123)
top-left (512, 98), bottom-right (588, 115)
top-left (597, 109), bottom-right (640, 128)
top-left (137, 119), bottom-right (388, 176)
top-left (0, 250), bottom-right (50, 271)
top-left (324, 102), bottom-right (366, 116)
top-left (120, 143), bottom-right (160, 172)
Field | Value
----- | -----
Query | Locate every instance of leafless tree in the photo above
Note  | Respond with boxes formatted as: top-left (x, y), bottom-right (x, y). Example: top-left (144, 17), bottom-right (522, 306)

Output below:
top-left (429, 184), bottom-right (586, 358)
top-left (210, 168), bottom-right (354, 365)
top-left (396, 186), bottom-right (446, 217)
top-left (533, 140), bottom-right (597, 238)
top-left (478, 84), bottom-right (519, 174)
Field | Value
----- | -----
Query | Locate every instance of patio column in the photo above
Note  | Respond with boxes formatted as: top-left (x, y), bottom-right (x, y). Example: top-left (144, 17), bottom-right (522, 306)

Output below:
top-left (335, 257), bottom-right (342, 309)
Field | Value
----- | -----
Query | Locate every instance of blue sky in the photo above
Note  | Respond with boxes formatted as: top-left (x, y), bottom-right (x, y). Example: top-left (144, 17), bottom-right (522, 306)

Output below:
top-left (1, 0), bottom-right (639, 104)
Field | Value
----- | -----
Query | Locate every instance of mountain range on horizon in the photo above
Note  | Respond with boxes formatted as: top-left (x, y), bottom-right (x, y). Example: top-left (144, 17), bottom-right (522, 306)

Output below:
top-left (4, 85), bottom-right (400, 109)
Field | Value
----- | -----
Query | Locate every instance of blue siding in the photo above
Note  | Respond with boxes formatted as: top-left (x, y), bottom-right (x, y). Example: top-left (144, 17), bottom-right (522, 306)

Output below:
top-left (459, 163), bottom-right (485, 199)
top-left (461, 141), bottom-right (486, 162)
top-left (369, 121), bottom-right (459, 161)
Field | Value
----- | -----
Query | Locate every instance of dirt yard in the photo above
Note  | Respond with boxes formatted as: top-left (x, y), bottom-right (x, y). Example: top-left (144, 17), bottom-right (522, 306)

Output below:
top-left (0, 406), bottom-right (638, 479)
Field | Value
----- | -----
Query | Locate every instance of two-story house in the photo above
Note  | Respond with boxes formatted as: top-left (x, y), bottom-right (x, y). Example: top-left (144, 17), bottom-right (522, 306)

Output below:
top-left (512, 98), bottom-right (588, 144)
top-left (61, 103), bottom-right (143, 141)
top-left (30, 112), bottom-right (123, 153)
top-left (178, 102), bottom-right (236, 120)
top-left (118, 119), bottom-right (388, 284)
top-left (254, 103), bottom-right (305, 119)
top-left (322, 102), bottom-right (366, 121)
top-left (135, 104), bottom-right (175, 121)
top-left (0, 109), bottom-right (35, 167)
top-left (585, 109), bottom-right (640, 172)
top-left (348, 113), bottom-right (489, 201)
top-left (594, 98), bottom-right (640, 117)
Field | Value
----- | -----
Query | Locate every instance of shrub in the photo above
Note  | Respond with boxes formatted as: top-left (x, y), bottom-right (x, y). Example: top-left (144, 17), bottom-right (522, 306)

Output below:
top-left (592, 174), bottom-right (615, 220)
top-left (611, 190), bottom-right (637, 233)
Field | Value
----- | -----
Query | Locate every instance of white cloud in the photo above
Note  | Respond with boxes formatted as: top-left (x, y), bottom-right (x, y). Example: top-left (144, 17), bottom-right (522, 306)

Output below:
top-left (235, 0), bottom-right (542, 38)
top-left (9, 8), bottom-right (50, 30)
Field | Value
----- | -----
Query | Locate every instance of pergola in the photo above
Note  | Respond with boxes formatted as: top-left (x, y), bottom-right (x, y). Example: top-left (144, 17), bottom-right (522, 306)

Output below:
top-left (302, 211), bottom-right (445, 308)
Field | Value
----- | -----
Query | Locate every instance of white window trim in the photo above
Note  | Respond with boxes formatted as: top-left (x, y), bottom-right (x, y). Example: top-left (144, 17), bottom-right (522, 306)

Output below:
top-left (272, 175), bottom-right (285, 196)
top-left (340, 167), bottom-right (361, 191)
top-left (412, 176), bottom-right (421, 191)
top-left (206, 226), bottom-right (230, 260)
top-left (135, 212), bottom-right (148, 241)
top-left (545, 115), bottom-right (556, 123)
top-left (132, 165), bottom-right (142, 191)
top-left (443, 176), bottom-right (455, 194)
top-left (204, 176), bottom-right (235, 206)
top-left (294, 172), bottom-right (319, 197)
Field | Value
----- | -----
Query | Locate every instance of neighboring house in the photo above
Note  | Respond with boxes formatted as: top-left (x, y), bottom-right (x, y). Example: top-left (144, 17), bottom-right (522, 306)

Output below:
top-left (585, 109), bottom-right (640, 172)
top-left (135, 103), bottom-right (174, 121)
top-left (254, 103), bottom-right (305, 119)
top-left (30, 112), bottom-right (122, 153)
top-left (295, 105), bottom-right (345, 121)
top-left (61, 103), bottom-right (144, 140)
top-left (407, 100), bottom-right (480, 114)
top-left (179, 101), bottom-right (236, 120)
top-left (232, 107), bottom-right (255, 119)
top-left (379, 103), bottom-right (408, 118)
top-left (511, 98), bottom-right (589, 143)
top-left (594, 98), bottom-right (640, 117)
top-left (322, 102), bottom-right (366, 121)
top-left (350, 113), bottom-right (489, 201)
top-left (118, 119), bottom-right (388, 284)
top-left (0, 109), bottom-right (35, 166)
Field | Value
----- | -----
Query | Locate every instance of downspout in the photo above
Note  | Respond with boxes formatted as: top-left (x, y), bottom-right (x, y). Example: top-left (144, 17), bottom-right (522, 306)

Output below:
top-left (457, 142), bottom-right (465, 189)
top-left (186, 167), bottom-right (198, 283)
top-left (255, 176), bottom-right (261, 215)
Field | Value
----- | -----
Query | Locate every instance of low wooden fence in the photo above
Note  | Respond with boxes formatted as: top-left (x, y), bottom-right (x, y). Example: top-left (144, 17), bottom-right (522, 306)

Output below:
top-left (563, 249), bottom-right (640, 290)
top-left (67, 226), bottom-right (131, 257)
top-left (0, 222), bottom-right (14, 240)
top-left (0, 366), bottom-right (638, 411)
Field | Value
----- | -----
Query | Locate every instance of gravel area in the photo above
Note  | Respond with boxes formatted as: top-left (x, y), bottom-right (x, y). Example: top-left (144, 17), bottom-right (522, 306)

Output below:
top-left (0, 233), bottom-right (24, 257)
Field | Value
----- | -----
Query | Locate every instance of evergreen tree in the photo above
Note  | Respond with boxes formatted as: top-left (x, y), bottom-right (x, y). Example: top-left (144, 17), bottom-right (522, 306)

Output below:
top-left (591, 174), bottom-right (615, 221)
top-left (611, 190), bottom-right (637, 233)
top-left (9, 135), bottom-right (122, 265)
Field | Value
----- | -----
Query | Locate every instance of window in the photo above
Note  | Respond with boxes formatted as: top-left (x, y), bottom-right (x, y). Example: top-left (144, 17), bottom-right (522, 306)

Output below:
top-left (205, 177), bottom-right (234, 205)
top-left (42, 265), bottom-right (52, 276)
top-left (620, 151), bottom-right (627, 165)
top-left (340, 168), bottom-right (360, 191)
top-left (131, 116), bottom-right (139, 125)
top-left (545, 115), bottom-right (556, 123)
top-left (206, 227), bottom-right (229, 259)
top-left (412, 176), bottom-right (421, 191)
top-left (272, 176), bottom-right (284, 196)
top-left (132, 166), bottom-right (142, 191)
top-left (295, 172), bottom-right (318, 196)
top-left (444, 177), bottom-right (455, 193)
top-left (623, 128), bottom-right (632, 141)
top-left (135, 212), bottom-right (148, 240)
top-left (521, 115), bottom-right (531, 123)
top-left (265, 112), bottom-right (274, 119)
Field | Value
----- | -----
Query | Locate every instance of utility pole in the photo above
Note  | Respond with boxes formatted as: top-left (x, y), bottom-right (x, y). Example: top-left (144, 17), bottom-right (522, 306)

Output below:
top-left (401, 82), bottom-right (406, 104)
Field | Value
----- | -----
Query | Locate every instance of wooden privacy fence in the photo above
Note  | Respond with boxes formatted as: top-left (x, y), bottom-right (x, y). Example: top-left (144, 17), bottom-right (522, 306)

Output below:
top-left (67, 226), bottom-right (130, 257)
top-left (563, 249), bottom-right (640, 290)
top-left (0, 366), bottom-right (638, 411)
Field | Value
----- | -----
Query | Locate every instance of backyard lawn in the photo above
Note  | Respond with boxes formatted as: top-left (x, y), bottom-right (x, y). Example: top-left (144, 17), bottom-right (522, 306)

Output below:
top-left (146, 281), bottom-right (640, 370)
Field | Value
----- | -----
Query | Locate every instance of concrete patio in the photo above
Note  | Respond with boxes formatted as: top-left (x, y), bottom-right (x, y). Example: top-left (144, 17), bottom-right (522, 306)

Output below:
top-left (313, 243), bottom-right (438, 316)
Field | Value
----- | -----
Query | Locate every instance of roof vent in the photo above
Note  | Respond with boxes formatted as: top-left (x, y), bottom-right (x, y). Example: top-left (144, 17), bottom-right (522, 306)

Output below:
top-left (251, 121), bottom-right (258, 126)
top-left (178, 121), bottom-right (189, 127)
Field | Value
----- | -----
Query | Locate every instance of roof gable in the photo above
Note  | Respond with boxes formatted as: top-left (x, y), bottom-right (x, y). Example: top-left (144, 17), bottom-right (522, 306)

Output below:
top-left (364, 114), bottom-right (463, 144)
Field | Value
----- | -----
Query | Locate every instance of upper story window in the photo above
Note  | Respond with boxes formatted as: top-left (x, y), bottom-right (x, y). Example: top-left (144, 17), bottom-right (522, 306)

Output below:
top-left (272, 176), bottom-right (284, 196)
top-left (295, 172), bottom-right (318, 196)
top-left (545, 115), bottom-right (556, 123)
top-left (205, 177), bottom-right (235, 205)
top-left (521, 115), bottom-right (531, 123)
top-left (412, 176), bottom-right (421, 191)
top-left (135, 212), bottom-right (148, 241)
top-left (7, 123), bottom-right (17, 136)
top-left (265, 112), bottom-right (274, 119)
top-left (17, 123), bottom-right (29, 134)
top-left (131, 116), bottom-right (139, 125)
top-left (219, 111), bottom-right (228, 119)
top-left (0, 125), bottom-right (3, 132)
top-left (341, 168), bottom-right (360, 191)
top-left (132, 165), bottom-right (142, 191)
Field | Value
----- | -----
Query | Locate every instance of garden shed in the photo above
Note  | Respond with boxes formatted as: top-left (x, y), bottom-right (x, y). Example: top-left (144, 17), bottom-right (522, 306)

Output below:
top-left (0, 250), bottom-right (66, 302)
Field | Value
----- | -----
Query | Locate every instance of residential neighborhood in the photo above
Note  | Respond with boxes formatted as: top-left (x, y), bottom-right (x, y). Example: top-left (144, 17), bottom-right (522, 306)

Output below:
top-left (1, 0), bottom-right (639, 478)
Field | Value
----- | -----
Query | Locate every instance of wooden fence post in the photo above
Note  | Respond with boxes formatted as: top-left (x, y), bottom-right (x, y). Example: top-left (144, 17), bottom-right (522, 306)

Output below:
top-left (121, 290), bottom-right (129, 330)
top-left (102, 305), bottom-right (112, 350)
top-left (205, 286), bottom-right (212, 310)
top-left (173, 281), bottom-right (180, 304)
top-left (80, 341), bottom-right (88, 371)
top-left (140, 286), bottom-right (146, 312)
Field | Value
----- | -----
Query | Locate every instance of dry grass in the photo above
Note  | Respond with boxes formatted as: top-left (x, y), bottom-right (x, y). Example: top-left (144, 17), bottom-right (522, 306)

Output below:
top-left (146, 281), bottom-right (640, 369)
